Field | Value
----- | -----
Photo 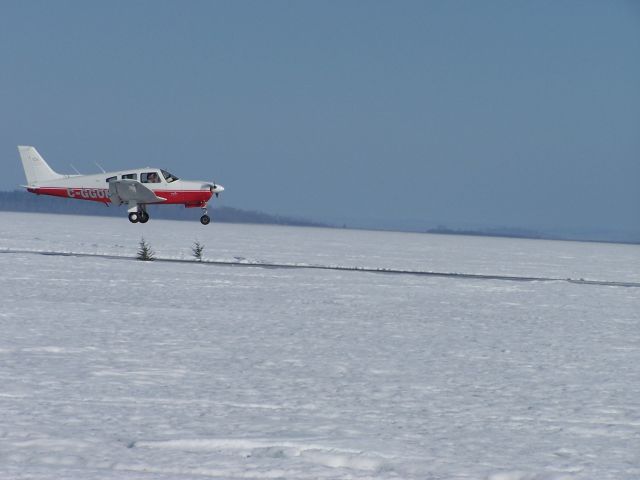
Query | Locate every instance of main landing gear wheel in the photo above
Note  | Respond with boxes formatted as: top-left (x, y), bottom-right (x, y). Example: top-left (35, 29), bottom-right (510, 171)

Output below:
top-left (200, 214), bottom-right (210, 225)
top-left (139, 211), bottom-right (149, 223)
top-left (128, 212), bottom-right (139, 223)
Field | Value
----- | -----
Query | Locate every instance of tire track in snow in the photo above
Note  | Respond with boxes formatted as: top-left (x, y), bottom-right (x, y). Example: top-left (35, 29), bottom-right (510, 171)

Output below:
top-left (1, 247), bottom-right (639, 288)
top-left (131, 438), bottom-right (395, 473)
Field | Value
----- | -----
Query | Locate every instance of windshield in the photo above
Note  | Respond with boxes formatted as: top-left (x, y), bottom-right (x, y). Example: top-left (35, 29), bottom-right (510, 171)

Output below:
top-left (161, 169), bottom-right (179, 183)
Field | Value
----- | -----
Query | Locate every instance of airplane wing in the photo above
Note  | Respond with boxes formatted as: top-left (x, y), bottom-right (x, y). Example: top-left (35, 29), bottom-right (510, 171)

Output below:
top-left (108, 179), bottom-right (165, 205)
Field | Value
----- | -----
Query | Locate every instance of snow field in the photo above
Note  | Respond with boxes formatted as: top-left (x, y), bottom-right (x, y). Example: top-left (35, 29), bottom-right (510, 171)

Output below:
top-left (0, 212), bottom-right (639, 479)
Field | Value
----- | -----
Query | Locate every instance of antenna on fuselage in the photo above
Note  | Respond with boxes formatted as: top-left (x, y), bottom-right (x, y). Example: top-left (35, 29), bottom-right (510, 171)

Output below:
top-left (70, 164), bottom-right (81, 175)
top-left (95, 162), bottom-right (106, 173)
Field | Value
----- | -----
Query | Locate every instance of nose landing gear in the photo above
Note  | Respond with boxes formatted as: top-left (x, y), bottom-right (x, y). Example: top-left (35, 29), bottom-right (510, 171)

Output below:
top-left (200, 208), bottom-right (210, 225)
top-left (200, 205), bottom-right (210, 225)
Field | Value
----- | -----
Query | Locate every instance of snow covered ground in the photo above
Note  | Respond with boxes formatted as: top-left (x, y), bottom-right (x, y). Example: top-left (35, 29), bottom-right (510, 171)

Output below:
top-left (0, 212), bottom-right (638, 479)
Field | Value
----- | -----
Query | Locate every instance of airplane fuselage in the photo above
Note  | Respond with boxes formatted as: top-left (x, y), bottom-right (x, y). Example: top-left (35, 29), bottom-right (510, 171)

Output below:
top-left (28, 168), bottom-right (213, 208)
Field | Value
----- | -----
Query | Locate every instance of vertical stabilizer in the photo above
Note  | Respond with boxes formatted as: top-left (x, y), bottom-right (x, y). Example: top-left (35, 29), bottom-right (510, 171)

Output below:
top-left (17, 146), bottom-right (64, 185)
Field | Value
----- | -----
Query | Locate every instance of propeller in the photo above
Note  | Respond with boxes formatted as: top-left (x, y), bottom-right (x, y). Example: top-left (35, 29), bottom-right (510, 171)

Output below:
top-left (204, 181), bottom-right (225, 198)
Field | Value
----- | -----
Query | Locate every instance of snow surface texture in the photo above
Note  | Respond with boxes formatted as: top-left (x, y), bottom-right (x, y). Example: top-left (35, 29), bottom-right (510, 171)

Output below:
top-left (0, 212), bottom-right (639, 479)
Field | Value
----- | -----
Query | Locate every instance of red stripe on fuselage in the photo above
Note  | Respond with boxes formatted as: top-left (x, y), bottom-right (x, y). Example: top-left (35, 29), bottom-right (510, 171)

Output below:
top-left (153, 190), bottom-right (213, 206)
top-left (28, 187), bottom-right (110, 203)
top-left (28, 187), bottom-right (213, 206)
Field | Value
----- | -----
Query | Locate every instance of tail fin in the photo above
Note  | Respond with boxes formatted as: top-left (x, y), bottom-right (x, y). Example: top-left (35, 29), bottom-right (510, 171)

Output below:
top-left (17, 146), bottom-right (64, 185)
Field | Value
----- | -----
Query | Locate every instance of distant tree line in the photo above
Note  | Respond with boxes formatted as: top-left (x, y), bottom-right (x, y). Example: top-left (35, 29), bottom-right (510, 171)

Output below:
top-left (425, 225), bottom-right (545, 240)
top-left (0, 190), bottom-right (325, 227)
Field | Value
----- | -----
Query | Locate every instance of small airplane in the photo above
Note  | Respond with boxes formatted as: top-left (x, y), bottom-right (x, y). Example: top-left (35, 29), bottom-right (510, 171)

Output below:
top-left (17, 146), bottom-right (224, 225)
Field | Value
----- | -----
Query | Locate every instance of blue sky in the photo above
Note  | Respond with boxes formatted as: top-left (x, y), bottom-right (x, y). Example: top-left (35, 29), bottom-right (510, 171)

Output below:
top-left (1, 1), bottom-right (638, 235)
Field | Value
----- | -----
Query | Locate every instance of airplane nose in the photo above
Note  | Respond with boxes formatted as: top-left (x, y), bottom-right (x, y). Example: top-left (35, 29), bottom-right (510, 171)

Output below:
top-left (208, 183), bottom-right (224, 197)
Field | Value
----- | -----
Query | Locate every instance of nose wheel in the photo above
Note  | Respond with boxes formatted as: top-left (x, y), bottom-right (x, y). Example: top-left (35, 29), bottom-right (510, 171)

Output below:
top-left (128, 212), bottom-right (139, 223)
top-left (200, 205), bottom-right (210, 225)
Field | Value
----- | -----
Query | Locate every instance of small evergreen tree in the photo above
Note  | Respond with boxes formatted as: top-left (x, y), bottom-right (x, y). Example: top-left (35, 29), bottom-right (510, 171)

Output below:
top-left (137, 237), bottom-right (155, 261)
top-left (192, 240), bottom-right (204, 262)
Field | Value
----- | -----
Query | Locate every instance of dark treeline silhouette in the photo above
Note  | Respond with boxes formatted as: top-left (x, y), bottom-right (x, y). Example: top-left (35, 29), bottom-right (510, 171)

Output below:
top-left (0, 190), bottom-right (325, 227)
top-left (2, 190), bottom-right (637, 244)
top-left (426, 225), bottom-right (545, 240)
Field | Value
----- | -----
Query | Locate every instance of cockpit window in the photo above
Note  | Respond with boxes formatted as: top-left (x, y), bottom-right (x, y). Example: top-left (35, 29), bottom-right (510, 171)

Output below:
top-left (141, 171), bottom-right (162, 183)
top-left (161, 169), bottom-right (179, 183)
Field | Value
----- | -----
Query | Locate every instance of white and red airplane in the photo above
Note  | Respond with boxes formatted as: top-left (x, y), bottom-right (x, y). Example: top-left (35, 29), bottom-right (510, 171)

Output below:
top-left (18, 146), bottom-right (224, 225)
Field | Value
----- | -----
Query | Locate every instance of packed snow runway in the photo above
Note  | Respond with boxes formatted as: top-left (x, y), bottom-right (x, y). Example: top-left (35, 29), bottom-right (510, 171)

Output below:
top-left (0, 213), bottom-right (638, 479)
